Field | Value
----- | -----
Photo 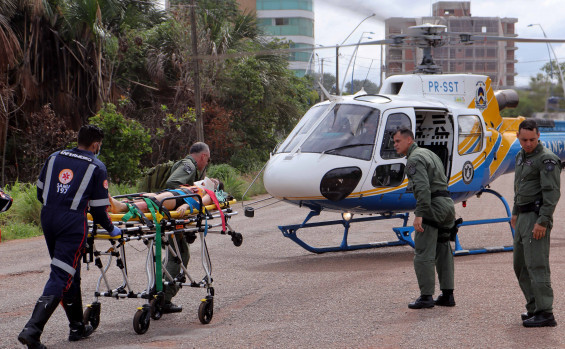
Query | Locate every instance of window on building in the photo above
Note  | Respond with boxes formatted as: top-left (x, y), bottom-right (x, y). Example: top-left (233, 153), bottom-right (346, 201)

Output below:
top-left (389, 49), bottom-right (402, 60)
top-left (465, 62), bottom-right (473, 71)
top-left (486, 62), bottom-right (496, 71)
top-left (275, 18), bottom-right (289, 26)
top-left (487, 48), bottom-right (496, 57)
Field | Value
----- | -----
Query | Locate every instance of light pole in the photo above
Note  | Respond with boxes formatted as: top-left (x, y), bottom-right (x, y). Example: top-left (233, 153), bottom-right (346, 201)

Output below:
top-left (528, 24), bottom-right (565, 104)
top-left (350, 32), bottom-right (374, 93)
top-left (336, 13), bottom-right (376, 95)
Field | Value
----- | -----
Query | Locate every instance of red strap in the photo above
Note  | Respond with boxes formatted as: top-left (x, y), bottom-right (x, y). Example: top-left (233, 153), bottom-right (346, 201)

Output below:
top-left (203, 189), bottom-right (226, 231)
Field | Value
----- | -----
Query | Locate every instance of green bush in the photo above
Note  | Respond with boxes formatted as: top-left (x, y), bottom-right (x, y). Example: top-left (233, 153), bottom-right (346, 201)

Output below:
top-left (0, 182), bottom-right (43, 241)
top-left (207, 164), bottom-right (246, 200)
top-left (89, 103), bottom-right (152, 184)
top-left (0, 182), bottom-right (42, 227)
top-left (229, 147), bottom-right (268, 173)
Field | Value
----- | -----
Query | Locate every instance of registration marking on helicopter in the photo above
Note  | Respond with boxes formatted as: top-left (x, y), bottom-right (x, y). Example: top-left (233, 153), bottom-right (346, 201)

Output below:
top-left (423, 77), bottom-right (465, 95)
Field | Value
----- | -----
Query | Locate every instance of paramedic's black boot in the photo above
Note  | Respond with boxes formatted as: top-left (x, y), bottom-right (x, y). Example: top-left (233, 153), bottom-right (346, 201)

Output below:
top-left (162, 301), bottom-right (182, 314)
top-left (408, 295), bottom-right (434, 309)
top-left (62, 296), bottom-right (94, 341)
top-left (434, 289), bottom-right (456, 307)
top-left (18, 295), bottom-right (60, 349)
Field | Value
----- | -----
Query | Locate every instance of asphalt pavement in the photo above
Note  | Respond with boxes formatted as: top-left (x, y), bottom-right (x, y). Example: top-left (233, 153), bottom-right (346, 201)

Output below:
top-left (2, 172), bottom-right (565, 348)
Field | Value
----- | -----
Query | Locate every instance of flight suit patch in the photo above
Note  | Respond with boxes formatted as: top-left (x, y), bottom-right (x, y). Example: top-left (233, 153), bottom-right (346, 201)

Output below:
top-left (544, 159), bottom-right (557, 172)
top-left (183, 163), bottom-right (193, 176)
top-left (406, 163), bottom-right (416, 176)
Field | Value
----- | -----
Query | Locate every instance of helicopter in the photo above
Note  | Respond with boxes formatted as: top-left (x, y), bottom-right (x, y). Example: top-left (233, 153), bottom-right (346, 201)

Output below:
top-left (244, 24), bottom-right (565, 255)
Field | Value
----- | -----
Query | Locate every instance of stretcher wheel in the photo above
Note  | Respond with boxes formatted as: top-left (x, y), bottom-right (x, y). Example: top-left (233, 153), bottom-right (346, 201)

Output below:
top-left (231, 232), bottom-right (243, 247)
top-left (150, 298), bottom-right (163, 320)
top-left (133, 308), bottom-right (151, 334)
top-left (83, 303), bottom-right (101, 330)
top-left (198, 298), bottom-right (213, 324)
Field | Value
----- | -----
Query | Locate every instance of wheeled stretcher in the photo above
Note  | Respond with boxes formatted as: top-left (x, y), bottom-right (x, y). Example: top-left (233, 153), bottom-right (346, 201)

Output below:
top-left (83, 192), bottom-right (242, 334)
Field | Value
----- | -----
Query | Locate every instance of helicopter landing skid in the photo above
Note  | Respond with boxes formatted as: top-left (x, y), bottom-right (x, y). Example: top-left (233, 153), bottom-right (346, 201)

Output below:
top-left (279, 211), bottom-right (411, 254)
top-left (392, 188), bottom-right (515, 256)
top-left (279, 188), bottom-right (515, 255)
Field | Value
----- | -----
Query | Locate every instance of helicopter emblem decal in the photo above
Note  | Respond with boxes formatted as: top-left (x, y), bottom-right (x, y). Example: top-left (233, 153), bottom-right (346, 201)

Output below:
top-left (475, 81), bottom-right (487, 110)
top-left (462, 161), bottom-right (474, 184)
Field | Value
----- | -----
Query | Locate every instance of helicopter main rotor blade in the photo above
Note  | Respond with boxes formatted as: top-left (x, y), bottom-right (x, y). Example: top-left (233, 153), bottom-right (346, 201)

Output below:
top-left (468, 35), bottom-right (565, 43)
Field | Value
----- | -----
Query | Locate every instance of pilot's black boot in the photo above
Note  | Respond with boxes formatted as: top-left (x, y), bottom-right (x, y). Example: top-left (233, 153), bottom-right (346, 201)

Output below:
top-left (521, 312), bottom-right (534, 321)
top-left (62, 296), bottom-right (94, 341)
top-left (18, 295), bottom-right (60, 349)
top-left (434, 289), bottom-right (456, 307)
top-left (408, 295), bottom-right (434, 309)
top-left (523, 311), bottom-right (557, 327)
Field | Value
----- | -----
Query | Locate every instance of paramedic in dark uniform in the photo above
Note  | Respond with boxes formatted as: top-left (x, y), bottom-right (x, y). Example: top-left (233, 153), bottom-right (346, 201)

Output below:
top-left (512, 119), bottom-right (561, 327)
top-left (162, 142), bottom-right (210, 313)
top-left (393, 127), bottom-right (456, 309)
top-left (18, 125), bottom-right (121, 348)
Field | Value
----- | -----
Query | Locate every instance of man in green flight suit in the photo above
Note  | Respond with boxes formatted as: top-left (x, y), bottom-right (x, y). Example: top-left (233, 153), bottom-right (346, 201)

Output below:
top-left (162, 142), bottom-right (211, 313)
top-left (511, 119), bottom-right (561, 327)
top-left (393, 127), bottom-right (456, 309)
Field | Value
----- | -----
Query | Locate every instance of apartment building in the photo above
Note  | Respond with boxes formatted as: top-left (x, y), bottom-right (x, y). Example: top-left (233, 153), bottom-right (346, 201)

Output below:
top-left (385, 1), bottom-right (517, 87)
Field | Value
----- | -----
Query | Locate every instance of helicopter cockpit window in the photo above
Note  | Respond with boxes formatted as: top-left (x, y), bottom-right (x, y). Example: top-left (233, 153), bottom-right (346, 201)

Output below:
top-left (458, 114), bottom-right (483, 155)
top-left (380, 113), bottom-right (412, 159)
top-left (277, 105), bottom-right (326, 153)
top-left (300, 104), bottom-right (380, 160)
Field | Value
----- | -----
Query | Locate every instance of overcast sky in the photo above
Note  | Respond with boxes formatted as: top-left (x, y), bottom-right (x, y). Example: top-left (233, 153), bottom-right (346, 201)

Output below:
top-left (314, 0), bottom-right (565, 88)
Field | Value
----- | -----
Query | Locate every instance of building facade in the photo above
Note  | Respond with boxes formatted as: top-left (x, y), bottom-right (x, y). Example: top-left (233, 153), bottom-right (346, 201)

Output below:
top-left (385, 1), bottom-right (517, 87)
top-left (237, 0), bottom-right (315, 77)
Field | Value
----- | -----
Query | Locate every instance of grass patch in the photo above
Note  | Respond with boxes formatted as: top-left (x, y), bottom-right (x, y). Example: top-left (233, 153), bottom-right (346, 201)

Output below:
top-left (1, 222), bottom-right (43, 241)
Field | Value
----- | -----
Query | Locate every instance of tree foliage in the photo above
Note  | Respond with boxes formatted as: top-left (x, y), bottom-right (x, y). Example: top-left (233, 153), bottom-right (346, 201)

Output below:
top-left (89, 103), bottom-right (151, 184)
top-left (1, 0), bottom-right (317, 184)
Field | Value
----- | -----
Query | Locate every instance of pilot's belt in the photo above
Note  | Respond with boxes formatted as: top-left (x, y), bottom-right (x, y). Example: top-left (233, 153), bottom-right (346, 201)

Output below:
top-left (431, 190), bottom-right (450, 198)
top-left (516, 199), bottom-right (542, 214)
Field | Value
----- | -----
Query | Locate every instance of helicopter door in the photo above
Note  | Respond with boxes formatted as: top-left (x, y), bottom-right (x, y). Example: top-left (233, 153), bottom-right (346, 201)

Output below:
top-left (369, 108), bottom-right (415, 188)
top-left (452, 113), bottom-right (486, 189)
top-left (413, 109), bottom-right (453, 178)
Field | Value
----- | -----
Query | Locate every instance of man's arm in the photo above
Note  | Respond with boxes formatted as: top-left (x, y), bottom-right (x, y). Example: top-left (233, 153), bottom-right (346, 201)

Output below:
top-left (408, 158), bottom-right (431, 217)
top-left (89, 165), bottom-right (115, 233)
top-left (537, 156), bottom-right (561, 227)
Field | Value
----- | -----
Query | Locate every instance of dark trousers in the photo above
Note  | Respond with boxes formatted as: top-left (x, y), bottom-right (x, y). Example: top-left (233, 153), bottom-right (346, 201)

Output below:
top-left (513, 212), bottom-right (553, 313)
top-left (41, 207), bottom-right (87, 300)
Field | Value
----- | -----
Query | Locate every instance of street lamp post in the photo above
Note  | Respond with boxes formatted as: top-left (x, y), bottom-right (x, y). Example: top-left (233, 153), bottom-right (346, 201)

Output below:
top-left (350, 32), bottom-right (374, 93)
top-left (336, 13), bottom-right (376, 95)
top-left (528, 24), bottom-right (565, 104)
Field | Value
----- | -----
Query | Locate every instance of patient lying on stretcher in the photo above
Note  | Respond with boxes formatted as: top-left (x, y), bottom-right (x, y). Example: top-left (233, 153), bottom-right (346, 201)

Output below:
top-left (109, 178), bottom-right (224, 216)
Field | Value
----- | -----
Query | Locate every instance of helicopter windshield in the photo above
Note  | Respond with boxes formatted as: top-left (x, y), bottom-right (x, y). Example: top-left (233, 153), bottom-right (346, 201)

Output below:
top-left (300, 104), bottom-right (380, 160)
top-left (278, 105), bottom-right (326, 153)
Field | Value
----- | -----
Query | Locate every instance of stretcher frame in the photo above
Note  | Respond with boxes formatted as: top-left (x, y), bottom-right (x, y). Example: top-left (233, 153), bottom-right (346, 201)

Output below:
top-left (83, 192), bottom-right (242, 334)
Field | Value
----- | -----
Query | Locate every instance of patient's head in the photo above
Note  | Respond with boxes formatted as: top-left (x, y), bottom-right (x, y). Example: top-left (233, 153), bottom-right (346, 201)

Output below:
top-left (211, 178), bottom-right (224, 191)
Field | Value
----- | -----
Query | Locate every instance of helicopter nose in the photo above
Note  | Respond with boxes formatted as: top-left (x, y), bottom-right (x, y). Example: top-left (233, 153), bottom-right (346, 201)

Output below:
top-left (320, 167), bottom-right (362, 201)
